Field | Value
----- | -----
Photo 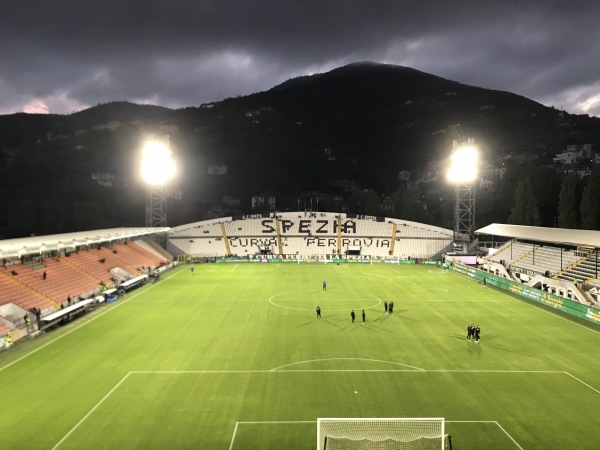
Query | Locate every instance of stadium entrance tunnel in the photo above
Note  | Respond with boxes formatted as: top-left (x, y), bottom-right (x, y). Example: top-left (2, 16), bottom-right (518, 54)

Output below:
top-left (268, 290), bottom-right (381, 311)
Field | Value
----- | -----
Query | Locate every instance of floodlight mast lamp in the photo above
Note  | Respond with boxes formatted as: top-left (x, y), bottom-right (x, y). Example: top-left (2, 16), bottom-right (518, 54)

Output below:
top-left (448, 142), bottom-right (477, 244)
top-left (141, 138), bottom-right (176, 229)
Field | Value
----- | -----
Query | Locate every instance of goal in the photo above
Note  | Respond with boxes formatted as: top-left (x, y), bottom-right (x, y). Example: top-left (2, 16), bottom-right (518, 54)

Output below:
top-left (317, 418), bottom-right (447, 450)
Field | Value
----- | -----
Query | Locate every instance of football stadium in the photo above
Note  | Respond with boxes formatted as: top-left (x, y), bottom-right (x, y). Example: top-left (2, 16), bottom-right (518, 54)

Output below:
top-left (2, 212), bottom-right (600, 449)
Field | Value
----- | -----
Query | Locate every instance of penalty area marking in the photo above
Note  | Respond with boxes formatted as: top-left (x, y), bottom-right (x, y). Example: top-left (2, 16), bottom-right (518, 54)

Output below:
top-left (229, 421), bottom-right (314, 450)
top-left (50, 369), bottom-right (597, 449)
top-left (228, 420), bottom-right (524, 450)
top-left (269, 357), bottom-right (425, 372)
top-left (269, 290), bottom-right (382, 311)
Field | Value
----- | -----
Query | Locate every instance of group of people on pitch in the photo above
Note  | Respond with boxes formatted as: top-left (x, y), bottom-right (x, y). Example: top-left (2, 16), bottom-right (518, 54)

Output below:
top-left (466, 324), bottom-right (481, 342)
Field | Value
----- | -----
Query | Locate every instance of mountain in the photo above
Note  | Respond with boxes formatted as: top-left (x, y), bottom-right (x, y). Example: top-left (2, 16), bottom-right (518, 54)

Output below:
top-left (1, 62), bottom-right (599, 238)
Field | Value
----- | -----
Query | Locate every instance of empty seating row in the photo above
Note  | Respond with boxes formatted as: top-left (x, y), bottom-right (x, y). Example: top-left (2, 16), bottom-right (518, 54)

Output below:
top-left (0, 242), bottom-right (171, 311)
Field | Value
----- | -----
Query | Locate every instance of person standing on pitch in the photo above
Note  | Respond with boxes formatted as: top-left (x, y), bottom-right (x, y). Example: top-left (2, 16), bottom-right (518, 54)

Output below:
top-left (362, 309), bottom-right (366, 324)
top-left (384, 301), bottom-right (388, 314)
top-left (322, 280), bottom-right (327, 291)
top-left (351, 310), bottom-right (355, 323)
top-left (466, 324), bottom-right (474, 340)
top-left (316, 306), bottom-right (321, 319)
top-left (475, 324), bottom-right (481, 342)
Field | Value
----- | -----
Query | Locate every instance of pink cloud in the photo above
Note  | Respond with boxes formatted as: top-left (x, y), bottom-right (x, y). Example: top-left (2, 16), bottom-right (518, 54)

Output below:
top-left (23, 99), bottom-right (50, 114)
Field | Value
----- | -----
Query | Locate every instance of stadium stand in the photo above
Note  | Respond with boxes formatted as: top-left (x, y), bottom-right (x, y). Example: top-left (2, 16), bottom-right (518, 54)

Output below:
top-left (0, 228), bottom-right (173, 340)
top-left (0, 269), bottom-right (56, 311)
top-left (477, 224), bottom-right (600, 306)
top-left (167, 212), bottom-right (454, 260)
top-left (12, 259), bottom-right (99, 305)
top-left (557, 251), bottom-right (600, 284)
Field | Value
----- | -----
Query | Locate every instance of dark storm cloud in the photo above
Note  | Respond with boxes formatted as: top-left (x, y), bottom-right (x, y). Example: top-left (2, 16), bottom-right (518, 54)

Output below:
top-left (1, 0), bottom-right (599, 115)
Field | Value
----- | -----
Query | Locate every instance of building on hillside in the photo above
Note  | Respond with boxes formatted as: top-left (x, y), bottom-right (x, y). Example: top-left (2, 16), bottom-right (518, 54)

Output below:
top-left (479, 179), bottom-right (496, 190)
top-left (252, 195), bottom-right (276, 211)
top-left (560, 167), bottom-right (593, 179)
top-left (553, 144), bottom-right (593, 165)
top-left (481, 165), bottom-right (507, 180)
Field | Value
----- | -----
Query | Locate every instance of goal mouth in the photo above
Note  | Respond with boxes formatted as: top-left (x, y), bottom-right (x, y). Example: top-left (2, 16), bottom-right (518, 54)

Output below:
top-left (317, 418), bottom-right (446, 450)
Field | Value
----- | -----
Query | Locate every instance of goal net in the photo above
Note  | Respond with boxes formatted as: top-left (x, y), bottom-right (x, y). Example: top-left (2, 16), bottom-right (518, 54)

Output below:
top-left (317, 418), bottom-right (446, 450)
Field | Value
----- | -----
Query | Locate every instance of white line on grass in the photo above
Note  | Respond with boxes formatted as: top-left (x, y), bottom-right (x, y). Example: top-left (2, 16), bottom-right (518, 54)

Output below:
top-left (229, 421), bottom-right (315, 450)
top-left (270, 357), bottom-right (425, 372)
top-left (268, 290), bottom-right (382, 311)
top-left (237, 420), bottom-right (316, 424)
top-left (446, 420), bottom-right (523, 449)
top-left (53, 370), bottom-right (565, 450)
top-left (426, 369), bottom-right (564, 374)
top-left (0, 283), bottom-right (159, 374)
top-left (228, 422), bottom-right (239, 450)
top-left (228, 420), bottom-right (523, 450)
top-left (131, 369), bottom-right (424, 374)
top-left (563, 371), bottom-right (600, 395)
top-left (494, 421), bottom-right (525, 450)
top-left (231, 264), bottom-right (239, 272)
top-left (51, 371), bottom-right (133, 450)
top-left (127, 368), bottom-right (563, 375)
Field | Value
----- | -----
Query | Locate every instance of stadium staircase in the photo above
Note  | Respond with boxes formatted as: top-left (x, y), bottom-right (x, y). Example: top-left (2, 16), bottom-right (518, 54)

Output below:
top-left (220, 223), bottom-right (232, 257)
top-left (138, 239), bottom-right (173, 263)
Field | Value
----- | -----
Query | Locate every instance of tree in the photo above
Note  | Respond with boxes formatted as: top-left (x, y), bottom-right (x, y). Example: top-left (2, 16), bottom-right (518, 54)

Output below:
top-left (508, 178), bottom-right (541, 225)
top-left (557, 173), bottom-right (578, 228)
top-left (580, 169), bottom-right (600, 229)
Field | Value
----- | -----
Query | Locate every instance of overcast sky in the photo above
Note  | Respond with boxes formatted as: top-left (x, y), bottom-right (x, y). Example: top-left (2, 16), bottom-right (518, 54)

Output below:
top-left (2, 0), bottom-right (599, 116)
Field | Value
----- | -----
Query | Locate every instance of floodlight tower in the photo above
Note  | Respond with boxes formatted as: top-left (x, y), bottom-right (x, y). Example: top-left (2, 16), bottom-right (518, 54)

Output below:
top-left (447, 140), bottom-right (478, 246)
top-left (141, 138), bottom-right (176, 229)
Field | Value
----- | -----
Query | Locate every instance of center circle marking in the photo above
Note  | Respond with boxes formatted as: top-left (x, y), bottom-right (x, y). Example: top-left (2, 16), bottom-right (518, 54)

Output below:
top-left (268, 290), bottom-right (382, 311)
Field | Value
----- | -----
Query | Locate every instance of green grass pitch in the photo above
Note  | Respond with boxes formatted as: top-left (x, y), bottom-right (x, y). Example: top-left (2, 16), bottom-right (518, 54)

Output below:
top-left (2, 263), bottom-right (600, 449)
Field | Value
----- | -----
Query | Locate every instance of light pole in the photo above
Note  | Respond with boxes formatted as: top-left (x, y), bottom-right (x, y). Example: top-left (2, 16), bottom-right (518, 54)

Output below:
top-left (447, 142), bottom-right (478, 246)
top-left (141, 138), bottom-right (176, 229)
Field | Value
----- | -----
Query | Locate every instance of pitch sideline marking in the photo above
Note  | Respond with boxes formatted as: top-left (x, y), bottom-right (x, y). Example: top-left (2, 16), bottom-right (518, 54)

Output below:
top-left (270, 357), bottom-right (425, 372)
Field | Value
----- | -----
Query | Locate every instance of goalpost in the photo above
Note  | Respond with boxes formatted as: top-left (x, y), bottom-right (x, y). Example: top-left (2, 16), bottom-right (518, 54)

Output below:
top-left (317, 418), bottom-right (448, 450)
